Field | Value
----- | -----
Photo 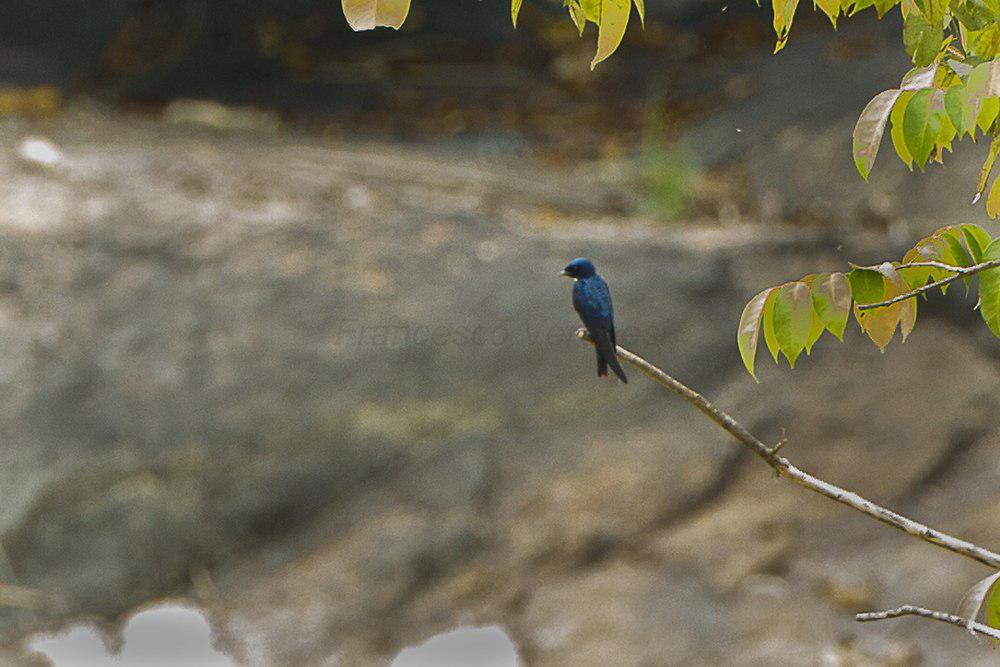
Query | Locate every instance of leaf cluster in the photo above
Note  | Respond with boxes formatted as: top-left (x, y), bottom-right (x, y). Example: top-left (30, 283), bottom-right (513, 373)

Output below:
top-left (853, 60), bottom-right (1000, 210)
top-left (738, 224), bottom-right (1000, 378)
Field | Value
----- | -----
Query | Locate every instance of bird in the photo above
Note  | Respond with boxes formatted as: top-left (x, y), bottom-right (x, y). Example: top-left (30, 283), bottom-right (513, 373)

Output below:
top-left (561, 257), bottom-right (627, 383)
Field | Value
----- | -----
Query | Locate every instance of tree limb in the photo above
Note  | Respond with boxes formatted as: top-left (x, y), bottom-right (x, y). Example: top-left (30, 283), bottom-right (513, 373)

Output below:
top-left (856, 605), bottom-right (1000, 641)
top-left (857, 258), bottom-right (1000, 311)
top-left (576, 329), bottom-right (1000, 569)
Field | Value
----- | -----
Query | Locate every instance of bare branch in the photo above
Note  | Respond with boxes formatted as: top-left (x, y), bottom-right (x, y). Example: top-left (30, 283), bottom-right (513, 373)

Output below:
top-left (894, 261), bottom-right (967, 272)
top-left (856, 605), bottom-right (1000, 641)
top-left (576, 329), bottom-right (1000, 569)
top-left (858, 258), bottom-right (1000, 311)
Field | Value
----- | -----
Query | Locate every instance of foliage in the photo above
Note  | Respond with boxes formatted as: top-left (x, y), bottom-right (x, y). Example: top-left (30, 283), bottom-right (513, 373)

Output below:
top-left (737, 224), bottom-right (1000, 379)
top-left (342, 0), bottom-right (410, 31)
top-left (853, 60), bottom-right (1000, 211)
top-left (340, 0), bottom-right (1000, 213)
top-left (641, 144), bottom-right (696, 219)
top-left (641, 89), bottom-right (697, 219)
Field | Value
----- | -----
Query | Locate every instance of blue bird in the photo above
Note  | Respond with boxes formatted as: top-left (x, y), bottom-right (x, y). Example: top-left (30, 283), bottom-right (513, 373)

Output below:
top-left (561, 257), bottom-right (627, 383)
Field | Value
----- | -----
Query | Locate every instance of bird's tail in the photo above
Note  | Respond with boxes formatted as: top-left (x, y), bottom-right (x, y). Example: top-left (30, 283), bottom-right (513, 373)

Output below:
top-left (594, 336), bottom-right (627, 383)
top-left (607, 355), bottom-right (628, 383)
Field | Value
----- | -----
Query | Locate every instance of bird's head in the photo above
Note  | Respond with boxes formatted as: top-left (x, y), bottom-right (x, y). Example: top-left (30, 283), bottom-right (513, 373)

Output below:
top-left (560, 257), bottom-right (597, 280)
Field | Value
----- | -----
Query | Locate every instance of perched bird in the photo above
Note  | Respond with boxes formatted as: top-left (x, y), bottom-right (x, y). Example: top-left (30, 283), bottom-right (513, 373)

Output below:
top-left (561, 257), bottom-right (627, 383)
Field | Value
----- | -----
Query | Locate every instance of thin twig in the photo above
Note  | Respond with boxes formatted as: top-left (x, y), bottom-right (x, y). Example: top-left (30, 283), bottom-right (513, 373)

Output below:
top-left (856, 605), bottom-right (1000, 641)
top-left (771, 428), bottom-right (788, 455)
top-left (858, 258), bottom-right (1000, 311)
top-left (894, 261), bottom-right (967, 272)
top-left (576, 329), bottom-right (1000, 569)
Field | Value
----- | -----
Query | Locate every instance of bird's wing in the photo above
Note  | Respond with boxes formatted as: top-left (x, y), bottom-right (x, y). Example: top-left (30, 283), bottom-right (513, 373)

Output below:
top-left (573, 277), bottom-right (613, 326)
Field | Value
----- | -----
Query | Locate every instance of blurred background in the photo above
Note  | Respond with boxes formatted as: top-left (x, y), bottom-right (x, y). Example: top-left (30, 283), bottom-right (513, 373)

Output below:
top-left (0, 0), bottom-right (998, 664)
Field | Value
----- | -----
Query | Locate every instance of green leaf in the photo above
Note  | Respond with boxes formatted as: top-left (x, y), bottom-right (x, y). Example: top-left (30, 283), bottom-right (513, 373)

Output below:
top-left (903, 15), bottom-right (943, 67)
top-left (811, 272), bottom-right (852, 339)
top-left (902, 88), bottom-right (943, 167)
top-left (890, 90), bottom-right (917, 167)
top-left (913, 0), bottom-right (946, 22)
top-left (953, 0), bottom-right (996, 30)
top-left (853, 89), bottom-right (903, 179)
top-left (933, 227), bottom-right (975, 288)
top-left (973, 24), bottom-right (1000, 59)
top-left (935, 228), bottom-right (974, 268)
top-left (934, 108), bottom-right (957, 156)
top-left (633, 0), bottom-right (645, 27)
top-left (512, 0), bottom-right (524, 26)
top-left (978, 95), bottom-right (1000, 131)
top-left (980, 239), bottom-right (1000, 337)
top-left (945, 85), bottom-right (968, 136)
top-left (772, 281), bottom-right (814, 368)
top-left (737, 287), bottom-right (775, 380)
top-left (805, 309), bottom-right (825, 353)
top-left (961, 223), bottom-right (993, 262)
top-left (848, 267), bottom-right (886, 304)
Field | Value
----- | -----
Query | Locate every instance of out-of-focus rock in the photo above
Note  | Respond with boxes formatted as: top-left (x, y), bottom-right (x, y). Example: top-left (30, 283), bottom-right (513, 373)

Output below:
top-left (0, 87), bottom-right (61, 117)
top-left (163, 100), bottom-right (280, 132)
top-left (0, 111), bottom-right (994, 666)
top-left (15, 137), bottom-right (64, 170)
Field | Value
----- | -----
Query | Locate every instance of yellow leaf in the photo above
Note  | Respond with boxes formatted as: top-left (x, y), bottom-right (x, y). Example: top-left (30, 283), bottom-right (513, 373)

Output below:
top-left (738, 288), bottom-right (775, 380)
top-left (591, 0), bottom-right (631, 69)
top-left (633, 0), bottom-right (645, 27)
top-left (988, 177), bottom-right (1000, 219)
top-left (512, 0), bottom-right (524, 27)
top-left (342, 0), bottom-right (411, 31)
top-left (855, 262), bottom-right (915, 351)
top-left (814, 0), bottom-right (839, 27)
top-left (568, 1), bottom-right (587, 34)
top-left (762, 288), bottom-right (781, 364)
top-left (772, 0), bottom-right (800, 53)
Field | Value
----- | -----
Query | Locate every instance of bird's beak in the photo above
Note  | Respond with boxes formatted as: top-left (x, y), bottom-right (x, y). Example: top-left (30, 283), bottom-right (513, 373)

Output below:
top-left (559, 269), bottom-right (570, 277)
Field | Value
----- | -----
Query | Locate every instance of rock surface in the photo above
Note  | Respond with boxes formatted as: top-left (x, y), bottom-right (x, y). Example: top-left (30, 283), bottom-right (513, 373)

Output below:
top-left (0, 110), bottom-right (995, 665)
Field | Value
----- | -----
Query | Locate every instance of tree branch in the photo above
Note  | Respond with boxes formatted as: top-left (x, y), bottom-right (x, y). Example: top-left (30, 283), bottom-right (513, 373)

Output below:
top-left (576, 329), bottom-right (1000, 569)
top-left (856, 605), bottom-right (1000, 641)
top-left (857, 258), bottom-right (1000, 311)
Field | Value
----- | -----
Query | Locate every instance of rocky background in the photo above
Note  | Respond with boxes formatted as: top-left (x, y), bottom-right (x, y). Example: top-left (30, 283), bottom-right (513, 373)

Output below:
top-left (0, 2), bottom-right (997, 665)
